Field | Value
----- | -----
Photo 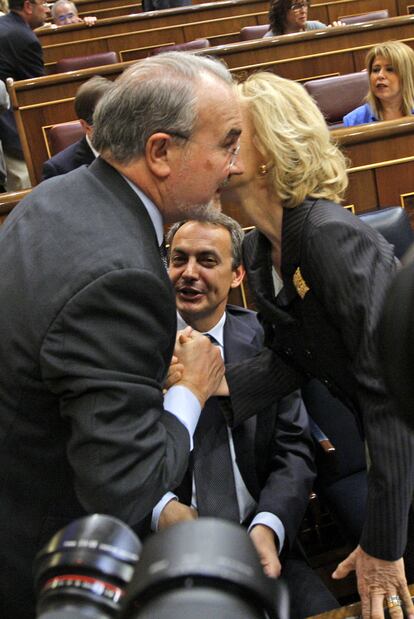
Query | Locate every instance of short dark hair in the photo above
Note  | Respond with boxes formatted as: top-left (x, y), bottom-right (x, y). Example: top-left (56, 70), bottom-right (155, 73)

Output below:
top-left (8, 0), bottom-right (26, 11)
top-left (74, 76), bottom-right (113, 125)
top-left (167, 212), bottom-right (244, 269)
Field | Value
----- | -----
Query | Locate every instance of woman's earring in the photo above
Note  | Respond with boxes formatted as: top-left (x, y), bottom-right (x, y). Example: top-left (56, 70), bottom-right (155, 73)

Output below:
top-left (258, 164), bottom-right (268, 176)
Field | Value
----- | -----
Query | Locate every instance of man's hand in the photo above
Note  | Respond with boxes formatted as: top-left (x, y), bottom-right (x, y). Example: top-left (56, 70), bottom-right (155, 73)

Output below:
top-left (165, 355), bottom-right (184, 390)
top-left (332, 545), bottom-right (414, 619)
top-left (174, 331), bottom-right (224, 407)
top-left (83, 16), bottom-right (97, 26)
top-left (158, 500), bottom-right (198, 530)
top-left (250, 524), bottom-right (282, 579)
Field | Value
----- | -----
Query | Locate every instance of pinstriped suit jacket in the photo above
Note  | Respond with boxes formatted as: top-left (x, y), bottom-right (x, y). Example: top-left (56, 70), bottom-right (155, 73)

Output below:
top-left (226, 198), bottom-right (414, 561)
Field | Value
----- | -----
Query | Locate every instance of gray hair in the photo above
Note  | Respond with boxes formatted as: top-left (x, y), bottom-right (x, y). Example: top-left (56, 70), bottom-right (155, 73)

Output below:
top-left (92, 53), bottom-right (233, 164)
top-left (51, 0), bottom-right (77, 20)
top-left (166, 212), bottom-right (244, 269)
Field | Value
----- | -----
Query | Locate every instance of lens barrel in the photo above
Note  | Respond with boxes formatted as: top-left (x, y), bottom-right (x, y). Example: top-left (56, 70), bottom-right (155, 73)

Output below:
top-left (121, 518), bottom-right (286, 619)
top-left (35, 514), bottom-right (141, 619)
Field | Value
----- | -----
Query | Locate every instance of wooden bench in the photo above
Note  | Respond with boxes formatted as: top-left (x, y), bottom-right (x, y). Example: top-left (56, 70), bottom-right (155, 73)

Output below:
top-left (195, 13), bottom-right (414, 80)
top-left (37, 0), bottom-right (269, 71)
top-left (37, 0), bottom-right (404, 71)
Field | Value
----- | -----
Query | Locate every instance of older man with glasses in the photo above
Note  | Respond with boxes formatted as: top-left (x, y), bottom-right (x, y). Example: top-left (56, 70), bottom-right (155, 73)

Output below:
top-left (0, 0), bottom-right (48, 190)
top-left (0, 53), bottom-right (244, 619)
top-left (50, 0), bottom-right (96, 27)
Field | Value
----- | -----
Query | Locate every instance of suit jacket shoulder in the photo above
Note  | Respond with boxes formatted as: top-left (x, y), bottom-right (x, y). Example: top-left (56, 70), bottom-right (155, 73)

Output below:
top-left (42, 137), bottom-right (94, 180)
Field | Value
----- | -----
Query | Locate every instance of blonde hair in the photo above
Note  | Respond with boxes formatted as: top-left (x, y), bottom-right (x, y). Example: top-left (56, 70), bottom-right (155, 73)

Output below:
top-left (0, 0), bottom-right (8, 13)
top-left (238, 72), bottom-right (348, 208)
top-left (366, 41), bottom-right (414, 119)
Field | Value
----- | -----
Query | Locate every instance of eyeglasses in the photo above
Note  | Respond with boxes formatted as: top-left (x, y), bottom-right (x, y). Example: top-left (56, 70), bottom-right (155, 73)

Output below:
top-left (290, 1), bottom-right (309, 10)
top-left (168, 131), bottom-right (241, 169)
top-left (56, 11), bottom-right (75, 21)
top-left (29, 0), bottom-right (49, 6)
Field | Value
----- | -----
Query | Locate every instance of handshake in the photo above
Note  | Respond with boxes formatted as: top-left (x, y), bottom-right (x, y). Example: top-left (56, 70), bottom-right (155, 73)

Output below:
top-left (165, 328), bottom-right (229, 406)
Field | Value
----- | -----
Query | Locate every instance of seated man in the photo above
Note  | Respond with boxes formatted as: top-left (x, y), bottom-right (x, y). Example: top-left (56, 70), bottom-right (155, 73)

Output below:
top-left (42, 76), bottom-right (111, 180)
top-left (154, 211), bottom-right (339, 619)
top-left (50, 0), bottom-right (96, 26)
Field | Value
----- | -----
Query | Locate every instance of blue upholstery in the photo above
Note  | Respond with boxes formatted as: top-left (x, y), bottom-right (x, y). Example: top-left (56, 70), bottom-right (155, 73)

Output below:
top-left (359, 206), bottom-right (414, 260)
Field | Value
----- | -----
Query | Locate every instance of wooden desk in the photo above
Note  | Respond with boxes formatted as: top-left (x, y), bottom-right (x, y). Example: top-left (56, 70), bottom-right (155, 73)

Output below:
top-left (9, 17), bottom-right (414, 186)
top-left (37, 0), bottom-right (269, 70)
top-left (196, 14), bottom-right (414, 81)
top-left (38, 0), bottom-right (402, 70)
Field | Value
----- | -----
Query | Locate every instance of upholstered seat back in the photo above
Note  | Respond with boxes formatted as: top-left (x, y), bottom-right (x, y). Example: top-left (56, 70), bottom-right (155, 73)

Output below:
top-left (48, 121), bottom-right (84, 156)
top-left (55, 51), bottom-right (119, 73)
top-left (304, 71), bottom-right (369, 126)
top-left (239, 25), bottom-right (269, 40)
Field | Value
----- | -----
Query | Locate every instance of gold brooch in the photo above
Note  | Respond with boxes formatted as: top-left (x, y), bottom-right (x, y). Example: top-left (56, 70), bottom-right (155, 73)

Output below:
top-left (293, 267), bottom-right (309, 299)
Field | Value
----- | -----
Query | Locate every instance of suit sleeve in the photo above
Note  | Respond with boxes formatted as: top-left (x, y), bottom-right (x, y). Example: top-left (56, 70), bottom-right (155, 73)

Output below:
top-left (305, 219), bottom-right (414, 560)
top-left (256, 390), bottom-right (316, 551)
top-left (39, 268), bottom-right (190, 527)
top-left (42, 159), bottom-right (58, 180)
top-left (19, 36), bottom-right (45, 78)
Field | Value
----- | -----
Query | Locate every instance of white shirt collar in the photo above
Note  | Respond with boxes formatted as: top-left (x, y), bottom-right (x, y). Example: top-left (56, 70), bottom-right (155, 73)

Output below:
top-left (121, 174), bottom-right (164, 246)
top-left (86, 133), bottom-right (100, 159)
top-left (176, 311), bottom-right (226, 348)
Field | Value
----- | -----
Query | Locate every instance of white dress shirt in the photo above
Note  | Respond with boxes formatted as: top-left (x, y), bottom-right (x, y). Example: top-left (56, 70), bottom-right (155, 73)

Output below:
top-left (152, 311), bottom-right (286, 551)
top-left (121, 176), bottom-right (202, 442)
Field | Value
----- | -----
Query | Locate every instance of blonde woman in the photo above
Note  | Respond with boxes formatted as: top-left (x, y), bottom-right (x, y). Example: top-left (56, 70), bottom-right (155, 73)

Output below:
top-left (344, 41), bottom-right (414, 126)
top-left (220, 72), bottom-right (414, 619)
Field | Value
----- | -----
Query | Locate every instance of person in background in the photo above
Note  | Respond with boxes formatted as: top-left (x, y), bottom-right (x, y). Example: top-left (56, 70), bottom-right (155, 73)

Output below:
top-left (142, 0), bottom-right (190, 11)
top-left (264, 0), bottom-right (342, 37)
top-left (216, 71), bottom-right (414, 619)
top-left (343, 41), bottom-right (414, 127)
top-left (42, 76), bottom-right (112, 180)
top-left (0, 0), bottom-right (48, 191)
top-left (50, 0), bottom-right (96, 26)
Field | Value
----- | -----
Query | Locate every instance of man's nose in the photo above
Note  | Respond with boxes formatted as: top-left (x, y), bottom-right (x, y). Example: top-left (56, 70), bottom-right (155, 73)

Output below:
top-left (182, 259), bottom-right (198, 278)
top-left (229, 154), bottom-right (245, 176)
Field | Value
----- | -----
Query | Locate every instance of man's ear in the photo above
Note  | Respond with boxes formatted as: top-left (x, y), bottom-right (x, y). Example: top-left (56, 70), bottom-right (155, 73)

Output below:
top-left (79, 119), bottom-right (91, 137)
top-left (145, 133), bottom-right (175, 179)
top-left (230, 264), bottom-right (245, 288)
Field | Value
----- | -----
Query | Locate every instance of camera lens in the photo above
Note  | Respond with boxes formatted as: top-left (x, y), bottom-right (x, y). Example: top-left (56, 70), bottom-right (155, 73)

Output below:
top-left (121, 518), bottom-right (287, 619)
top-left (34, 514), bottom-right (141, 619)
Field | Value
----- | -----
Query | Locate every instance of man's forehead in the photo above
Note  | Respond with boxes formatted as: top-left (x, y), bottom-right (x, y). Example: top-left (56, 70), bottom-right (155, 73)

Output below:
top-left (172, 222), bottom-right (232, 253)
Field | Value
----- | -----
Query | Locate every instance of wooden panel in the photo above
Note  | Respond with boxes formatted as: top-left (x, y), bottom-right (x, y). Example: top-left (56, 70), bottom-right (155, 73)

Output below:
top-left (12, 16), bottom-right (414, 184)
top-left (37, 0), bottom-right (269, 46)
top-left (197, 15), bottom-right (414, 71)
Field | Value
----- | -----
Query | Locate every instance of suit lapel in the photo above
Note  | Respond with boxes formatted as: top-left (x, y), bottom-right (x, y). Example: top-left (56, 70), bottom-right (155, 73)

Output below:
top-left (224, 311), bottom-right (260, 498)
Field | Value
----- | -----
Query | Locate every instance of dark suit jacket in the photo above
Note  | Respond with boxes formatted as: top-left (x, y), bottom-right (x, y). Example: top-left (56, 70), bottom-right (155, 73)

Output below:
top-left (175, 304), bottom-right (315, 552)
top-left (0, 157), bottom-right (190, 619)
top-left (42, 136), bottom-right (95, 180)
top-left (0, 12), bottom-right (44, 157)
top-left (142, 0), bottom-right (190, 10)
top-left (226, 198), bottom-right (414, 561)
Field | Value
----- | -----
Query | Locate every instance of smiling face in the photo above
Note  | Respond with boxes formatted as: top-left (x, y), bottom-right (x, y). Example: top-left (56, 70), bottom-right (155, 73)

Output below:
top-left (169, 221), bottom-right (244, 331)
top-left (370, 55), bottom-right (402, 109)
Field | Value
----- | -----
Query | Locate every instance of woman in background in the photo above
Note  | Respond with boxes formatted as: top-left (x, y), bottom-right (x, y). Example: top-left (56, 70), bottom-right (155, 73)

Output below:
top-left (264, 0), bottom-right (328, 36)
top-left (343, 41), bottom-right (414, 126)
